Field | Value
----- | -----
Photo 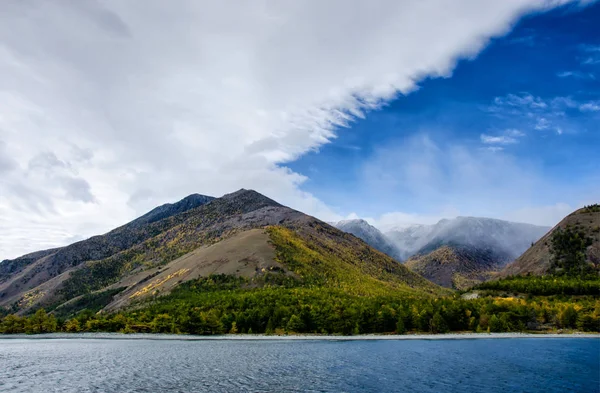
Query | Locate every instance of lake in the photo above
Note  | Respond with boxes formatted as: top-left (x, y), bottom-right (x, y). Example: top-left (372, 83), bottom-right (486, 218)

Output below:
top-left (0, 336), bottom-right (598, 392)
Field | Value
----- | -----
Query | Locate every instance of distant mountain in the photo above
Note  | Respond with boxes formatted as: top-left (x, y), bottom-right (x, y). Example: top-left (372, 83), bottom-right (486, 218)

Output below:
top-left (333, 219), bottom-right (404, 261)
top-left (387, 217), bottom-right (549, 261)
top-left (0, 189), bottom-right (441, 315)
top-left (386, 217), bottom-right (549, 288)
top-left (500, 205), bottom-right (600, 277)
top-left (405, 245), bottom-right (504, 289)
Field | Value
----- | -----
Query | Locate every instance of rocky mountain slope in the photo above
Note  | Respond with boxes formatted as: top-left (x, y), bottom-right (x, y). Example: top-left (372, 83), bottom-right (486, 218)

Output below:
top-left (333, 219), bottom-right (404, 261)
top-left (405, 245), bottom-right (504, 289)
top-left (0, 190), bottom-right (443, 315)
top-left (500, 205), bottom-right (600, 277)
top-left (0, 193), bottom-right (215, 299)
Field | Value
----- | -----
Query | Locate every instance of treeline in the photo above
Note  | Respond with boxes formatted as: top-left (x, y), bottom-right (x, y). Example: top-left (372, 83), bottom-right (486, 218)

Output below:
top-left (2, 275), bottom-right (599, 335)
top-left (1, 309), bottom-right (58, 334)
top-left (581, 204), bottom-right (600, 213)
top-left (475, 275), bottom-right (600, 296)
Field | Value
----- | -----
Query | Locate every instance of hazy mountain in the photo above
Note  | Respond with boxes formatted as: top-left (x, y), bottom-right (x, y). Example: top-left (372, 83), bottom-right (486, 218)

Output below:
top-left (0, 190), bottom-right (441, 315)
top-left (385, 217), bottom-right (549, 288)
top-left (500, 205), bottom-right (600, 277)
top-left (387, 217), bottom-right (549, 262)
top-left (333, 219), bottom-right (404, 261)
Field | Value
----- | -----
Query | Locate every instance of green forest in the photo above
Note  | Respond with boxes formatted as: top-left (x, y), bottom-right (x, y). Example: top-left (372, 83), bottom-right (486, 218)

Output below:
top-left (1, 223), bottom-right (599, 335)
top-left (2, 273), bottom-right (599, 335)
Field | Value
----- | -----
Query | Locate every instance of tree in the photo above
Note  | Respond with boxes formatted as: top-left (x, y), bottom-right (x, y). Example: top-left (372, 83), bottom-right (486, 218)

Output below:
top-left (27, 309), bottom-right (56, 334)
top-left (430, 312), bottom-right (449, 334)
top-left (550, 226), bottom-right (592, 276)
top-left (229, 321), bottom-right (239, 334)
top-left (286, 314), bottom-right (304, 333)
top-left (489, 315), bottom-right (503, 333)
top-left (204, 311), bottom-right (223, 335)
top-left (1, 315), bottom-right (25, 334)
top-left (64, 319), bottom-right (81, 332)
top-left (151, 314), bottom-right (173, 333)
top-left (395, 317), bottom-right (406, 335)
top-left (558, 306), bottom-right (577, 329)
top-left (576, 314), bottom-right (600, 332)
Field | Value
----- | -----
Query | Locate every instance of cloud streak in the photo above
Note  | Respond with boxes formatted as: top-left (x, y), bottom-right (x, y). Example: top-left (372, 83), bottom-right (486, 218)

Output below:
top-left (0, 0), bottom-right (591, 259)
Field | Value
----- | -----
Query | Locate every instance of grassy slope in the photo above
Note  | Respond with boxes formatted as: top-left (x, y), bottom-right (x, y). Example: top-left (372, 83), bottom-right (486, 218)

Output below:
top-left (267, 225), bottom-right (445, 297)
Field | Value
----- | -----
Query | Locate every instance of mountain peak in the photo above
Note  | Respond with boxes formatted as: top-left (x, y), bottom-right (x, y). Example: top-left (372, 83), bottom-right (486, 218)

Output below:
top-left (132, 193), bottom-right (215, 226)
top-left (221, 189), bottom-right (282, 207)
top-left (336, 218), bottom-right (370, 227)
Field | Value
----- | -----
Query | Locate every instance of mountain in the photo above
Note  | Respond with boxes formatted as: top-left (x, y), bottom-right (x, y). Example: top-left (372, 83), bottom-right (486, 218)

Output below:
top-left (130, 193), bottom-right (215, 227)
top-left (0, 189), bottom-right (442, 316)
top-left (405, 246), bottom-right (503, 289)
top-left (500, 205), bottom-right (600, 277)
top-left (333, 219), bottom-right (404, 261)
top-left (387, 217), bottom-right (549, 288)
top-left (387, 217), bottom-right (549, 261)
top-left (0, 193), bottom-right (215, 292)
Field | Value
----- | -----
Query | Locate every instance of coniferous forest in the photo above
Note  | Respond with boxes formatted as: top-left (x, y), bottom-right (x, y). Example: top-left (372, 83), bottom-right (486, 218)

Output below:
top-left (2, 223), bottom-right (599, 335)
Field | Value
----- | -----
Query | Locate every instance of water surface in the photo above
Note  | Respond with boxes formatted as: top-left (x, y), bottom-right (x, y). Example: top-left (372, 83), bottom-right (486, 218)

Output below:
top-left (1, 337), bottom-right (598, 392)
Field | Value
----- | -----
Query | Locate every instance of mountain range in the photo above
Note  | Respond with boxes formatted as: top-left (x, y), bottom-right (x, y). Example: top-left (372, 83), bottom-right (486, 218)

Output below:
top-left (333, 217), bottom-right (549, 288)
top-left (0, 189), bottom-right (442, 316)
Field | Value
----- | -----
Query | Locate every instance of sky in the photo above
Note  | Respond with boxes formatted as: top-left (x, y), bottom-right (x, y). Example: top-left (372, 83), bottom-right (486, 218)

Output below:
top-left (1, 0), bottom-right (599, 259)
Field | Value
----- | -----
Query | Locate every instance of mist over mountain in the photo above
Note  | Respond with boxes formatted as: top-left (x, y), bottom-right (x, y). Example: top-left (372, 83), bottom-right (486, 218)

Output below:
top-left (384, 217), bottom-right (548, 261)
top-left (332, 219), bottom-right (404, 261)
top-left (332, 216), bottom-right (549, 288)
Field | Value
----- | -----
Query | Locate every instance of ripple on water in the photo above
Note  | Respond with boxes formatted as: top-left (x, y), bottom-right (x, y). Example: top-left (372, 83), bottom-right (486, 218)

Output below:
top-left (0, 338), bottom-right (598, 393)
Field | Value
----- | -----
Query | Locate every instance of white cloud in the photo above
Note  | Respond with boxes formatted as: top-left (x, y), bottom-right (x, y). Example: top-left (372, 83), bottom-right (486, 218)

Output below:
top-left (489, 93), bottom-right (600, 135)
top-left (534, 117), bottom-right (552, 130)
top-left (493, 93), bottom-right (547, 109)
top-left (480, 128), bottom-right (525, 146)
top-left (505, 129), bottom-right (526, 137)
top-left (579, 101), bottom-right (600, 112)
top-left (556, 70), bottom-right (596, 79)
top-left (481, 134), bottom-right (518, 144)
top-left (0, 0), bottom-right (590, 259)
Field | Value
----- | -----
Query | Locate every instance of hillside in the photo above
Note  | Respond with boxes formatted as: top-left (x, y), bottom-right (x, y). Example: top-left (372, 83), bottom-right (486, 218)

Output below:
top-left (0, 190), bottom-right (443, 316)
top-left (500, 205), bottom-right (600, 277)
top-left (0, 193), bottom-right (215, 306)
top-left (405, 245), bottom-right (502, 289)
top-left (333, 219), bottom-right (404, 261)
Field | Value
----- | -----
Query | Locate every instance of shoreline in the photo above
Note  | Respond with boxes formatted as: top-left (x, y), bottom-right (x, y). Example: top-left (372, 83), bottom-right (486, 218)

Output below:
top-left (1, 332), bottom-right (599, 341)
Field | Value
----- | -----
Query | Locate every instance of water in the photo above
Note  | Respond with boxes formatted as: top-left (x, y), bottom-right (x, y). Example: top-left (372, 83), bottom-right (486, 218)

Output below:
top-left (0, 336), bottom-right (598, 392)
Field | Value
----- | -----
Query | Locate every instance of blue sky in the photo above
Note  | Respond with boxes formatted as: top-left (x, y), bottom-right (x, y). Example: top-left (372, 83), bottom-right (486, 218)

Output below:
top-left (2, 1), bottom-right (599, 258)
top-left (288, 2), bottom-right (600, 226)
